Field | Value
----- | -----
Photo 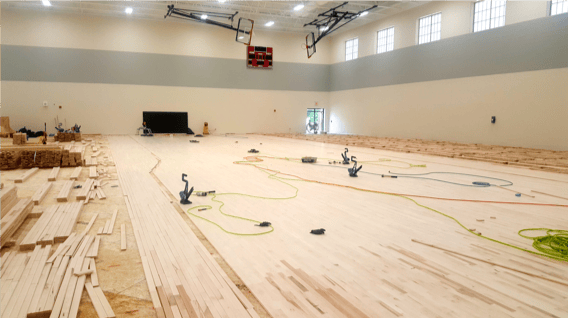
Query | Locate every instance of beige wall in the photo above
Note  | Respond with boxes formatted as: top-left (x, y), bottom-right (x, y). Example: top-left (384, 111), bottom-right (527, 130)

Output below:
top-left (329, 1), bottom-right (548, 64)
top-left (2, 8), bottom-right (331, 64)
top-left (329, 68), bottom-right (568, 151)
top-left (2, 81), bottom-right (329, 135)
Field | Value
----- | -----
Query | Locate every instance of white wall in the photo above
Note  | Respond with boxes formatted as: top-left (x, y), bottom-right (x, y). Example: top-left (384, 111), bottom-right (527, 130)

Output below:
top-left (329, 67), bottom-right (568, 151)
top-left (329, 1), bottom-right (548, 64)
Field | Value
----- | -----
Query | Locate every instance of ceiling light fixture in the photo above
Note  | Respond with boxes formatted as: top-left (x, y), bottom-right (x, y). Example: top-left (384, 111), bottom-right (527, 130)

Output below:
top-left (219, 0), bottom-right (226, 3)
top-left (125, 7), bottom-right (133, 14)
top-left (201, 14), bottom-right (208, 20)
top-left (238, 36), bottom-right (244, 39)
top-left (42, 0), bottom-right (51, 6)
top-left (360, 11), bottom-right (368, 17)
top-left (294, 4), bottom-right (304, 11)
top-left (265, 21), bottom-right (274, 27)
top-left (320, 26), bottom-right (329, 31)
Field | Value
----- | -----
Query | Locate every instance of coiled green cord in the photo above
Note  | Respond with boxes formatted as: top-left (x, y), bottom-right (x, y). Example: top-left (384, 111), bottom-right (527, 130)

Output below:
top-left (518, 229), bottom-right (568, 261)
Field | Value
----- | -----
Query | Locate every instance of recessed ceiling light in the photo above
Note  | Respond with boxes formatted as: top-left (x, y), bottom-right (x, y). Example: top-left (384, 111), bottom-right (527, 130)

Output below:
top-left (42, 0), bottom-right (51, 6)
top-left (125, 7), bottom-right (133, 14)
top-left (201, 14), bottom-right (208, 20)
top-left (265, 21), bottom-right (274, 27)
top-left (219, 0), bottom-right (226, 3)
top-left (294, 4), bottom-right (304, 11)
top-left (360, 11), bottom-right (368, 17)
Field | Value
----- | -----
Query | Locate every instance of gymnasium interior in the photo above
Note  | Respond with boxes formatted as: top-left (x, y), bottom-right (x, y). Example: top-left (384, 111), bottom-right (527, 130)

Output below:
top-left (1, 1), bottom-right (567, 317)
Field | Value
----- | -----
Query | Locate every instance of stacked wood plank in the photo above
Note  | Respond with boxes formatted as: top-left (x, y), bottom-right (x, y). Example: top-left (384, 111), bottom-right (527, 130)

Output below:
top-left (56, 181), bottom-right (74, 202)
top-left (32, 182), bottom-right (53, 205)
top-left (1, 185), bottom-right (18, 218)
top-left (89, 166), bottom-right (98, 179)
top-left (20, 202), bottom-right (85, 250)
top-left (100, 209), bottom-right (117, 235)
top-left (13, 132), bottom-right (27, 145)
top-left (15, 167), bottom-right (39, 183)
top-left (54, 132), bottom-right (81, 142)
top-left (48, 167), bottom-right (60, 181)
top-left (69, 167), bottom-right (82, 180)
top-left (1, 198), bottom-right (34, 247)
top-left (2, 232), bottom-right (114, 318)
top-left (76, 179), bottom-right (94, 200)
top-left (0, 145), bottom-right (64, 170)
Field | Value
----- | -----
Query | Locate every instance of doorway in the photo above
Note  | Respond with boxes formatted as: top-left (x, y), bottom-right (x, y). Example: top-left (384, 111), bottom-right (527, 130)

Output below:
top-left (306, 108), bottom-right (324, 134)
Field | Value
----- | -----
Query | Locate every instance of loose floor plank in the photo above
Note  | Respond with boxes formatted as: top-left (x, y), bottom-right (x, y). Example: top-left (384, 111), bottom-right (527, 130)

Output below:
top-left (32, 182), bottom-right (53, 205)
top-left (120, 224), bottom-right (126, 251)
top-left (56, 181), bottom-right (74, 202)
top-left (48, 167), bottom-right (61, 181)
top-left (105, 209), bottom-right (118, 234)
top-left (15, 167), bottom-right (39, 183)
top-left (69, 167), bottom-right (82, 180)
top-left (89, 166), bottom-right (98, 179)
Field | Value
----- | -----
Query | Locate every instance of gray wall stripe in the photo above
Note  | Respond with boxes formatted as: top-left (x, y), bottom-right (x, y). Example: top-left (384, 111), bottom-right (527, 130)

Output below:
top-left (330, 14), bottom-right (568, 91)
top-left (1, 46), bottom-right (331, 92)
top-left (1, 15), bottom-right (566, 92)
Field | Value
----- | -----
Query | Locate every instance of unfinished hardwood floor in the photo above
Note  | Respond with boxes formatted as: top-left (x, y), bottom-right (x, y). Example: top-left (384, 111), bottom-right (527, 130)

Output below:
top-left (109, 135), bottom-right (568, 318)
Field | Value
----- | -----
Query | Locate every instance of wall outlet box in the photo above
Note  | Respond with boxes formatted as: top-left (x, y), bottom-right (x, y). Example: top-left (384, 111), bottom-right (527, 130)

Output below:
top-left (43, 101), bottom-right (48, 107)
top-left (491, 116), bottom-right (496, 124)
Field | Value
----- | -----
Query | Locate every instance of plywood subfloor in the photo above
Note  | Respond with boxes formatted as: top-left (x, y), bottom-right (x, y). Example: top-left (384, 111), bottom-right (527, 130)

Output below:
top-left (262, 133), bottom-right (568, 174)
top-left (108, 134), bottom-right (568, 318)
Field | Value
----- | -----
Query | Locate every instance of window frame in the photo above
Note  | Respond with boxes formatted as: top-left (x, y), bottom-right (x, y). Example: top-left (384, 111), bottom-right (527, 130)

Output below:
top-left (345, 37), bottom-right (359, 61)
top-left (417, 12), bottom-right (442, 45)
top-left (376, 26), bottom-right (395, 54)
top-left (472, 0), bottom-right (507, 33)
top-left (549, 0), bottom-right (568, 16)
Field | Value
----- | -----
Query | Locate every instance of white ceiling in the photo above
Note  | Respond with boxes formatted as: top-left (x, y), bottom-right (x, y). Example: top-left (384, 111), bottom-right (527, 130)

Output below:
top-left (3, 1), bottom-right (426, 34)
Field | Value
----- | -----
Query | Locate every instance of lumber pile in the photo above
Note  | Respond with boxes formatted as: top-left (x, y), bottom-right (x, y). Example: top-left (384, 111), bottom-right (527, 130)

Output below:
top-left (56, 181), bottom-right (74, 202)
top-left (1, 185), bottom-right (18, 218)
top-left (14, 167), bottom-right (39, 183)
top-left (0, 145), bottom-right (65, 170)
top-left (31, 182), bottom-right (53, 205)
top-left (0, 197), bottom-right (33, 247)
top-left (2, 233), bottom-right (114, 318)
top-left (20, 201), bottom-right (84, 250)
top-left (13, 132), bottom-right (27, 145)
top-left (48, 167), bottom-right (61, 181)
top-left (54, 132), bottom-right (82, 142)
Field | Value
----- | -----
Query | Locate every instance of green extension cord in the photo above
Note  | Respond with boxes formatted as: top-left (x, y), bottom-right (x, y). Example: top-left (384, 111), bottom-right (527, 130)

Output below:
top-left (185, 163), bottom-right (299, 236)
top-left (518, 229), bottom-right (568, 261)
top-left (185, 154), bottom-right (568, 262)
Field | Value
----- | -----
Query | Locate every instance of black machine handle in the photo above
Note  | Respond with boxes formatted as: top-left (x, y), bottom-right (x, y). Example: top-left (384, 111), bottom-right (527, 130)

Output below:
top-left (182, 173), bottom-right (187, 183)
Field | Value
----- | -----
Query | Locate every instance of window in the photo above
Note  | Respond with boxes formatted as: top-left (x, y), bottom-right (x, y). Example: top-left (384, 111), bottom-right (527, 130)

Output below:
top-left (377, 27), bottom-right (394, 54)
top-left (473, 0), bottom-right (506, 32)
top-left (551, 0), bottom-right (568, 15)
top-left (345, 38), bottom-right (358, 61)
top-left (418, 13), bottom-right (441, 45)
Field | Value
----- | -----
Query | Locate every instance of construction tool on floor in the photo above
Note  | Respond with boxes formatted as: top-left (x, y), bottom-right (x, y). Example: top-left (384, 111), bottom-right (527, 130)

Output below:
top-left (341, 148), bottom-right (350, 164)
top-left (255, 222), bottom-right (272, 227)
top-left (55, 123), bottom-right (65, 133)
top-left (302, 156), bottom-right (317, 163)
top-left (74, 185), bottom-right (83, 189)
top-left (195, 134), bottom-right (204, 137)
top-left (348, 156), bottom-right (362, 177)
top-left (72, 123), bottom-right (82, 133)
top-left (310, 228), bottom-right (326, 235)
top-left (248, 149), bottom-right (260, 153)
top-left (196, 192), bottom-right (207, 197)
top-left (189, 140), bottom-right (199, 143)
top-left (179, 173), bottom-right (194, 204)
top-left (203, 122), bottom-right (209, 135)
top-left (137, 122), bottom-right (154, 136)
top-left (381, 175), bottom-right (397, 178)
